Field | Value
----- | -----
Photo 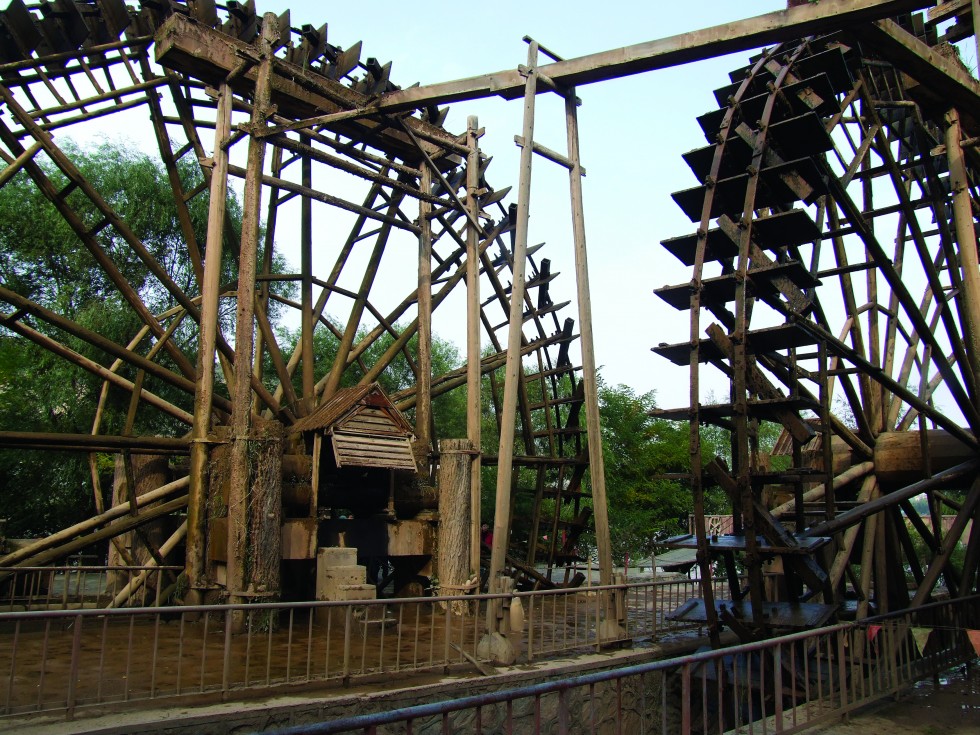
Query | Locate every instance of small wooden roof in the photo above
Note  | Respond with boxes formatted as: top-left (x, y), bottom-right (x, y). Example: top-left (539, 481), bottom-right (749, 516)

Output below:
top-left (291, 383), bottom-right (414, 436)
top-left (291, 383), bottom-right (418, 472)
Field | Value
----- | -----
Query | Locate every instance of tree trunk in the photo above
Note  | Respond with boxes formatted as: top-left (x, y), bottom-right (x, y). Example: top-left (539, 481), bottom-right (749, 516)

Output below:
top-left (437, 439), bottom-right (474, 615)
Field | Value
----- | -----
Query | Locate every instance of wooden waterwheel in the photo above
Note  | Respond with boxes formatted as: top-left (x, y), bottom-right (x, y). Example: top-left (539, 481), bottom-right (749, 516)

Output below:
top-left (653, 18), bottom-right (980, 641)
top-left (0, 0), bottom-right (593, 601)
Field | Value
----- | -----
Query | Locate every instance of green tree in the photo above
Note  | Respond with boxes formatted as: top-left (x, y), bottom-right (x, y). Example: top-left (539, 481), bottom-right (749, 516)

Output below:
top-left (0, 140), bottom-right (252, 536)
top-left (595, 381), bottom-right (695, 562)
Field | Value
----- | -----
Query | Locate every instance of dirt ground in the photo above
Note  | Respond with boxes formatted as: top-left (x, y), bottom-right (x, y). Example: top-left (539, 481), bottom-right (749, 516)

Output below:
top-left (812, 662), bottom-right (980, 735)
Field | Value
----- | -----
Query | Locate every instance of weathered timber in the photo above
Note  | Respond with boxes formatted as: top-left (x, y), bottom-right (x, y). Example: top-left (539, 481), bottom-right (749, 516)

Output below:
top-left (874, 430), bottom-right (977, 486)
top-left (375, 0), bottom-right (930, 112)
top-left (0, 431), bottom-right (189, 453)
top-left (154, 13), bottom-right (460, 166)
top-left (805, 460), bottom-right (980, 537)
top-left (852, 19), bottom-right (980, 131)
top-left (437, 439), bottom-right (474, 611)
top-left (0, 476), bottom-right (189, 568)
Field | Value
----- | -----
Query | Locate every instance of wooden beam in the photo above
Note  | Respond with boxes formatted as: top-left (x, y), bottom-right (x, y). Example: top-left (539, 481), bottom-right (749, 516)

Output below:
top-left (851, 19), bottom-right (980, 131)
top-left (0, 431), bottom-right (189, 453)
top-left (376, 0), bottom-right (931, 112)
top-left (154, 13), bottom-right (460, 166)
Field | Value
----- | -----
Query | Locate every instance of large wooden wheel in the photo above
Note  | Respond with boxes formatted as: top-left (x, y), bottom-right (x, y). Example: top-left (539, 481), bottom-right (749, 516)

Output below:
top-left (0, 1), bottom-right (591, 599)
top-left (654, 20), bottom-right (980, 640)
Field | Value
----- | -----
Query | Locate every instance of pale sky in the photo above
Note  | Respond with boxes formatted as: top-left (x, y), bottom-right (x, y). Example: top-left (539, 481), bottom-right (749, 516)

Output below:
top-left (6, 0), bottom-right (975, 414)
top-left (248, 0), bottom-right (787, 403)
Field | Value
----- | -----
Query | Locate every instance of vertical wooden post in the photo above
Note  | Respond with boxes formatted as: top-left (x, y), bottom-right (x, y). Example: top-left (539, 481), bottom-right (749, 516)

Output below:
top-left (563, 85), bottom-right (624, 638)
top-left (946, 108), bottom-right (980, 400)
top-left (417, 165), bottom-right (433, 459)
top-left (488, 42), bottom-right (539, 610)
top-left (301, 134), bottom-right (315, 413)
top-left (973, 0), bottom-right (980, 70)
top-left (186, 80), bottom-right (233, 596)
top-left (437, 439), bottom-right (473, 614)
top-left (563, 88), bottom-right (614, 591)
top-left (465, 115), bottom-right (483, 575)
top-left (227, 14), bottom-right (279, 607)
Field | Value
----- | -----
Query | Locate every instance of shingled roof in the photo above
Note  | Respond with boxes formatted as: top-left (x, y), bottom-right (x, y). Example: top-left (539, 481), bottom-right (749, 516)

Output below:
top-left (290, 383), bottom-right (414, 435)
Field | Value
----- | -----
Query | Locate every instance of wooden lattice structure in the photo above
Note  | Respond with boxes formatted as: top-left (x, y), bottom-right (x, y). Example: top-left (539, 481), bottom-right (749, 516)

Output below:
top-left (0, 0), bottom-right (603, 606)
top-left (655, 5), bottom-right (980, 642)
top-left (0, 0), bottom-right (978, 649)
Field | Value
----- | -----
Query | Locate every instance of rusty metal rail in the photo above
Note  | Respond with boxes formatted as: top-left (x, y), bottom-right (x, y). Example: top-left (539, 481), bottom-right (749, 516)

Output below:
top-left (0, 566), bottom-right (182, 611)
top-left (266, 595), bottom-right (980, 735)
top-left (0, 576), bottom-right (727, 720)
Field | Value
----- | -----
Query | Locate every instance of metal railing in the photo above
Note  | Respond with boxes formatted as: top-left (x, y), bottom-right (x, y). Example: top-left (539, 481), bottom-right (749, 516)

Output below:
top-left (266, 594), bottom-right (980, 735)
top-left (0, 575), bottom-right (726, 720)
top-left (623, 576), bottom-right (733, 641)
top-left (0, 566), bottom-right (183, 610)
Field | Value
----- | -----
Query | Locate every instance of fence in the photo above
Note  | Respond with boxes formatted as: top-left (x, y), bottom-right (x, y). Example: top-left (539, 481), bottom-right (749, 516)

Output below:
top-left (266, 594), bottom-right (980, 735)
top-left (0, 575), bottom-right (726, 720)
top-left (0, 566), bottom-right (183, 611)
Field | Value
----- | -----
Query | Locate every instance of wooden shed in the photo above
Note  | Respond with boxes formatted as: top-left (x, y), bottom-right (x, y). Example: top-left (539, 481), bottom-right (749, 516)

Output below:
top-left (291, 383), bottom-right (417, 472)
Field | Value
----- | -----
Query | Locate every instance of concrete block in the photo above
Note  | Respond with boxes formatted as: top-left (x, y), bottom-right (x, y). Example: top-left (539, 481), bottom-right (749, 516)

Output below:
top-left (337, 583), bottom-right (377, 601)
top-left (317, 565), bottom-right (368, 600)
top-left (317, 546), bottom-right (357, 567)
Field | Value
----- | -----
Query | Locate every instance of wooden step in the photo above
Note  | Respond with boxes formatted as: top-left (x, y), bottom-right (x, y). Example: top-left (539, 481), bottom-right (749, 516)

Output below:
top-left (663, 532), bottom-right (830, 556)
top-left (654, 260), bottom-right (819, 310)
top-left (661, 208), bottom-right (820, 267)
top-left (671, 156), bottom-right (827, 222)
top-left (697, 73), bottom-right (839, 141)
top-left (682, 112), bottom-right (832, 184)
top-left (652, 322), bottom-right (818, 366)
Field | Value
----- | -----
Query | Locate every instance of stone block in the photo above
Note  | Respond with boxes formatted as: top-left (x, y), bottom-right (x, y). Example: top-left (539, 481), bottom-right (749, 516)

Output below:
top-left (317, 546), bottom-right (357, 567)
top-left (337, 583), bottom-right (377, 601)
top-left (317, 565), bottom-right (367, 600)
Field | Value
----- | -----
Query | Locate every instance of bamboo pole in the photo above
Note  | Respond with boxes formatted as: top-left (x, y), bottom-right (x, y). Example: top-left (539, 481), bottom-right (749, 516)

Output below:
top-left (487, 42), bottom-right (539, 613)
top-left (0, 477), bottom-right (189, 568)
top-left (227, 14), bottom-right (279, 606)
top-left (187, 79), bottom-right (234, 595)
top-left (466, 115), bottom-right (483, 576)
top-left (108, 521), bottom-right (187, 609)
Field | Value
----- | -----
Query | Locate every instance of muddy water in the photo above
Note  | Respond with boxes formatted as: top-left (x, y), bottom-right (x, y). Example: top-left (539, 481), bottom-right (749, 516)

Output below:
top-left (814, 662), bottom-right (980, 734)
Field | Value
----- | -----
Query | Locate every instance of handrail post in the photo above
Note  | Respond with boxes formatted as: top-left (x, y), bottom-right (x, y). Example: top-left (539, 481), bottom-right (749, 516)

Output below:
top-left (65, 613), bottom-right (82, 721)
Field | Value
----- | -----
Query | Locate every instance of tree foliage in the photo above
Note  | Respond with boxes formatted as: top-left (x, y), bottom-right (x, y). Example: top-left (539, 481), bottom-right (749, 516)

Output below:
top-left (0, 141), bottom-right (245, 536)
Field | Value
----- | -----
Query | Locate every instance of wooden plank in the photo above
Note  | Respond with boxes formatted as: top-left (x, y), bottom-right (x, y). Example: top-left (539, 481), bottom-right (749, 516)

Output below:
top-left (851, 19), bottom-right (980, 133)
top-left (332, 431), bottom-right (417, 471)
top-left (375, 0), bottom-right (930, 112)
top-left (927, 0), bottom-right (970, 23)
top-left (154, 14), bottom-right (460, 166)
